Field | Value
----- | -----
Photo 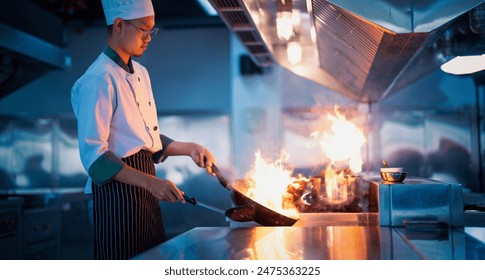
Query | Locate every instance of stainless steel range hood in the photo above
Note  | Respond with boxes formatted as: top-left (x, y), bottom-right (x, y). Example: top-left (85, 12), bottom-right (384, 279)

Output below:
top-left (210, 0), bottom-right (485, 102)
top-left (0, 0), bottom-right (71, 99)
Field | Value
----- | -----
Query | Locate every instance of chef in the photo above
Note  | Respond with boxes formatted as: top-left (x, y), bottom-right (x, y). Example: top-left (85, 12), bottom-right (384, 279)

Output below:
top-left (71, 0), bottom-right (216, 260)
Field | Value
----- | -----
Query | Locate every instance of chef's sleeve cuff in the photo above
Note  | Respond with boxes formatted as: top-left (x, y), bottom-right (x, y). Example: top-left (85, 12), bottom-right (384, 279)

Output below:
top-left (88, 151), bottom-right (126, 185)
top-left (153, 134), bottom-right (174, 163)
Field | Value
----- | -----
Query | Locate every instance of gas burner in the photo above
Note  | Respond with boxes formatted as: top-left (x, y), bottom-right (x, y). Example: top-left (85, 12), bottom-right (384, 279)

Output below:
top-left (287, 176), bottom-right (369, 213)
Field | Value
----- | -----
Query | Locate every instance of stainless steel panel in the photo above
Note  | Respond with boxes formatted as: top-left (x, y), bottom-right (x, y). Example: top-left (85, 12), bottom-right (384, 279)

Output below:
top-left (375, 178), bottom-right (465, 226)
top-left (133, 225), bottom-right (485, 260)
top-left (134, 226), bottom-right (382, 260)
top-left (294, 213), bottom-right (379, 226)
top-left (451, 183), bottom-right (465, 227)
top-left (391, 183), bottom-right (450, 225)
top-left (394, 227), bottom-right (469, 260)
top-left (376, 108), bottom-right (480, 192)
top-left (328, 0), bottom-right (485, 32)
top-left (58, 117), bottom-right (87, 188)
top-left (10, 118), bottom-right (54, 189)
top-left (378, 183), bottom-right (391, 226)
top-left (312, 1), bottom-right (431, 102)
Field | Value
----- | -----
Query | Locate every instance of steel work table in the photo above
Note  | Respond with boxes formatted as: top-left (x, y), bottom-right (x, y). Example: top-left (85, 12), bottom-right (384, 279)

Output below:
top-left (133, 225), bottom-right (485, 260)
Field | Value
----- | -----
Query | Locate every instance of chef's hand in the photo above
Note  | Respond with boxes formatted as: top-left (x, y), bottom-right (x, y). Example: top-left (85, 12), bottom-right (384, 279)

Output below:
top-left (161, 141), bottom-right (216, 176)
top-left (147, 178), bottom-right (185, 203)
top-left (188, 143), bottom-right (216, 176)
top-left (113, 165), bottom-right (185, 203)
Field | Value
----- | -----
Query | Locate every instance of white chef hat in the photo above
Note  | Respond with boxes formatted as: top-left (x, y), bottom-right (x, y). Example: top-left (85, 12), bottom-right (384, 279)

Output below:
top-left (101, 0), bottom-right (155, 26)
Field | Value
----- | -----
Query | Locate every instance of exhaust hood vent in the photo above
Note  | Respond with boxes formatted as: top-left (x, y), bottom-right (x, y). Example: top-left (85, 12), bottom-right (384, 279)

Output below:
top-left (210, 0), bottom-right (485, 102)
top-left (0, 0), bottom-right (71, 99)
top-left (210, 0), bottom-right (274, 67)
top-left (312, 2), bottom-right (430, 101)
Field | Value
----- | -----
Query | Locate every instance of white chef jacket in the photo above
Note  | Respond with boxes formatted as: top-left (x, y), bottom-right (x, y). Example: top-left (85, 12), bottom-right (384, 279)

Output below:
top-left (71, 47), bottom-right (162, 193)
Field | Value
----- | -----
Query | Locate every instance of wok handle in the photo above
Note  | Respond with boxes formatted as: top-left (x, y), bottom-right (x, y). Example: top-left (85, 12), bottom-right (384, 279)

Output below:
top-left (212, 164), bottom-right (230, 190)
top-left (204, 157), bottom-right (230, 191)
top-left (183, 195), bottom-right (226, 215)
top-left (183, 195), bottom-right (197, 205)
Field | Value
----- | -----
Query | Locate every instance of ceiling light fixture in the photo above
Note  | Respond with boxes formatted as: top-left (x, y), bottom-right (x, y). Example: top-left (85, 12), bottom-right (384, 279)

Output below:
top-left (276, 0), bottom-right (294, 41)
top-left (276, 11), bottom-right (293, 41)
top-left (440, 55), bottom-right (485, 75)
top-left (287, 42), bottom-right (302, 65)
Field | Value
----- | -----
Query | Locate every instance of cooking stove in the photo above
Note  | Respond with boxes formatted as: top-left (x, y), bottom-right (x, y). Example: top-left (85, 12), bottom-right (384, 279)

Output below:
top-left (288, 173), bottom-right (465, 228)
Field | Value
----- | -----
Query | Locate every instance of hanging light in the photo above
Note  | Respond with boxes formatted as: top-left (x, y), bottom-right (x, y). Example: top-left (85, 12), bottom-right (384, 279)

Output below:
top-left (276, 0), bottom-right (293, 41)
top-left (287, 42), bottom-right (302, 65)
top-left (276, 11), bottom-right (293, 41)
top-left (440, 55), bottom-right (485, 75)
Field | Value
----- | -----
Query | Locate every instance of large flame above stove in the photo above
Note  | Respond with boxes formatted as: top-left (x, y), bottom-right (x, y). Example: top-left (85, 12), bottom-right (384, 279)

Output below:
top-left (314, 107), bottom-right (366, 205)
top-left (315, 107), bottom-right (366, 173)
top-left (243, 107), bottom-right (366, 214)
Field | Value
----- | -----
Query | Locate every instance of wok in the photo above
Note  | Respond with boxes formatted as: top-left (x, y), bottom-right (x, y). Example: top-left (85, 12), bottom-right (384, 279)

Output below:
top-left (211, 163), bottom-right (298, 226)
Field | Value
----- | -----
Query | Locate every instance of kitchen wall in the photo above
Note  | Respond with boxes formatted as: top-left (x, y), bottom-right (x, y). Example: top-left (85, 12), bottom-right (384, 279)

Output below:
top-left (375, 71), bottom-right (480, 191)
top-left (0, 25), bottom-right (231, 114)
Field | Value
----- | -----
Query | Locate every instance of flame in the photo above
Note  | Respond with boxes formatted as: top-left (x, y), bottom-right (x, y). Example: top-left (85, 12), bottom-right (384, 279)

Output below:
top-left (319, 108), bottom-right (366, 172)
top-left (243, 107), bottom-right (366, 213)
top-left (245, 151), bottom-right (303, 218)
top-left (313, 107), bottom-right (366, 204)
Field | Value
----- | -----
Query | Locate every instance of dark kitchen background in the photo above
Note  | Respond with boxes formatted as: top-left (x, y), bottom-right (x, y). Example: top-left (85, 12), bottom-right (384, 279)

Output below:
top-left (1, 0), bottom-right (485, 260)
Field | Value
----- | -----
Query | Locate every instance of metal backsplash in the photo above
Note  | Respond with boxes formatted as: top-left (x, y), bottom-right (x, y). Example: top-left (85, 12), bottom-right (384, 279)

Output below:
top-left (0, 114), bottom-right (233, 239)
top-left (0, 115), bottom-right (85, 190)
top-left (281, 105), bottom-right (481, 192)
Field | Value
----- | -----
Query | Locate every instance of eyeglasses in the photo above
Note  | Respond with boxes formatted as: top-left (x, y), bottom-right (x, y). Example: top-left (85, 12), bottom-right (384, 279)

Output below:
top-left (125, 20), bottom-right (159, 40)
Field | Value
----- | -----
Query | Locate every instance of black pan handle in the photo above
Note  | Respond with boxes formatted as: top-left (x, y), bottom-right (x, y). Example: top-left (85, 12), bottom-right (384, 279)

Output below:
top-left (211, 164), bottom-right (230, 190)
top-left (204, 157), bottom-right (230, 191)
top-left (183, 195), bottom-right (197, 205)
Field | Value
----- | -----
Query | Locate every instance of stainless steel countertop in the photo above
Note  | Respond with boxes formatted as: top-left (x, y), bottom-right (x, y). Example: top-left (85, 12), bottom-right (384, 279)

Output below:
top-left (133, 185), bottom-right (485, 260)
top-left (133, 225), bottom-right (485, 260)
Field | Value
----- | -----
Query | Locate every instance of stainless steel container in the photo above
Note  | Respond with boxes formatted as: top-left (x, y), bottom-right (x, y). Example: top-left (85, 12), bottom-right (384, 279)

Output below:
top-left (366, 177), bottom-right (464, 227)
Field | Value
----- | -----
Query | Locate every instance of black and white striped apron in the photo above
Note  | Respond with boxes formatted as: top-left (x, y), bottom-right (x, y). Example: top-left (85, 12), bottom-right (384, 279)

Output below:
top-left (92, 150), bottom-right (165, 260)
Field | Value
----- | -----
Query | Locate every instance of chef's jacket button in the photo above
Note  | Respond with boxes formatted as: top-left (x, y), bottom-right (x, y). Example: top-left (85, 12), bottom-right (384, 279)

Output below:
top-left (137, 102), bottom-right (140, 107)
top-left (149, 101), bottom-right (151, 106)
top-left (138, 77), bottom-right (140, 82)
top-left (153, 126), bottom-right (158, 131)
